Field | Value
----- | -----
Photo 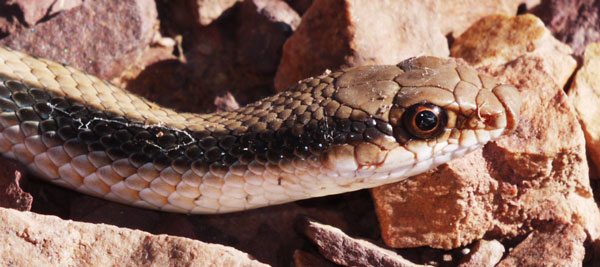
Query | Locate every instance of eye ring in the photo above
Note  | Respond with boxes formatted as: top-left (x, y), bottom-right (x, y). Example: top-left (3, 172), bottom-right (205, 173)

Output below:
top-left (402, 103), bottom-right (448, 139)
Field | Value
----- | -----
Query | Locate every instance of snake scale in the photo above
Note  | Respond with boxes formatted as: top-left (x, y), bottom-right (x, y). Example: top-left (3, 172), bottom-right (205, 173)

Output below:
top-left (0, 46), bottom-right (519, 213)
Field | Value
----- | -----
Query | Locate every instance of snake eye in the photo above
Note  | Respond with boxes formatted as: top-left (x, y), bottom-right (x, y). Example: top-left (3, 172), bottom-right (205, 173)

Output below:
top-left (402, 103), bottom-right (447, 139)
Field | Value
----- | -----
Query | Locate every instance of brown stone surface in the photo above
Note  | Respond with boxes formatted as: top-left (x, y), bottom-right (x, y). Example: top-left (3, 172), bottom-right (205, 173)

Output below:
top-left (4, 0), bottom-right (82, 26)
top-left (297, 216), bottom-right (428, 267)
top-left (458, 240), bottom-right (505, 267)
top-left (532, 0), bottom-right (600, 58)
top-left (274, 0), bottom-right (539, 91)
top-left (190, 0), bottom-right (243, 26)
top-left (372, 53), bottom-right (600, 249)
top-left (0, 159), bottom-right (32, 211)
top-left (274, 0), bottom-right (449, 91)
top-left (497, 223), bottom-right (586, 267)
top-left (0, 207), bottom-right (268, 266)
top-left (0, 0), bottom-right (158, 80)
top-left (568, 43), bottom-right (600, 180)
top-left (451, 14), bottom-right (576, 88)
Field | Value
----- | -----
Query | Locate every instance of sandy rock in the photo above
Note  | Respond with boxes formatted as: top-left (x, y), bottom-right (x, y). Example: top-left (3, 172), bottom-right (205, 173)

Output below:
top-left (532, 0), bottom-right (600, 58)
top-left (422, 0), bottom-right (541, 38)
top-left (372, 54), bottom-right (600, 249)
top-left (274, 0), bottom-right (539, 91)
top-left (0, 159), bottom-right (31, 211)
top-left (0, 0), bottom-right (158, 80)
top-left (458, 240), bottom-right (505, 267)
top-left (4, 0), bottom-right (82, 26)
top-left (0, 207), bottom-right (268, 266)
top-left (497, 224), bottom-right (586, 267)
top-left (568, 43), bottom-right (600, 179)
top-left (296, 216), bottom-right (429, 267)
top-left (273, 0), bottom-right (449, 91)
top-left (451, 14), bottom-right (576, 88)
top-left (190, 0), bottom-right (243, 26)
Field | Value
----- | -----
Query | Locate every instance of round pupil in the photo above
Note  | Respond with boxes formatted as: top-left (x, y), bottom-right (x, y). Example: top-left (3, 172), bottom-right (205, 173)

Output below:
top-left (414, 110), bottom-right (438, 131)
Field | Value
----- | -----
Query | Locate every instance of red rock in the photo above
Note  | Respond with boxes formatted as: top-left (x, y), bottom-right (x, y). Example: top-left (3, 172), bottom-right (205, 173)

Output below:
top-left (458, 240), bottom-right (505, 267)
top-left (568, 43), bottom-right (600, 180)
top-left (0, 207), bottom-right (268, 266)
top-left (372, 54), bottom-right (600, 249)
top-left (274, 0), bottom-right (541, 92)
top-left (532, 0), bottom-right (600, 58)
top-left (189, 0), bottom-right (242, 26)
top-left (497, 224), bottom-right (586, 267)
top-left (4, 0), bottom-right (82, 26)
top-left (297, 216), bottom-right (427, 267)
top-left (274, 0), bottom-right (449, 91)
top-left (0, 0), bottom-right (158, 80)
top-left (236, 0), bottom-right (300, 76)
top-left (0, 159), bottom-right (32, 211)
top-left (451, 14), bottom-right (576, 87)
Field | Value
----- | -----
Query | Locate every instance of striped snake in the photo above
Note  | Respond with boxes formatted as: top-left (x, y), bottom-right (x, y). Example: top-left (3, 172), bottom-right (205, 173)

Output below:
top-left (0, 46), bottom-right (519, 213)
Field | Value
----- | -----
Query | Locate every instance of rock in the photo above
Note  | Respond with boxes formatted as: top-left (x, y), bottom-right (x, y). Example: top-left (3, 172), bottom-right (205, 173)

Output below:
top-left (531, 0), bottom-right (600, 59)
top-left (450, 14), bottom-right (576, 88)
top-left (0, 0), bottom-right (159, 80)
top-left (0, 3), bottom-right (25, 37)
top-left (0, 207), bottom-right (268, 266)
top-left (0, 159), bottom-right (31, 211)
top-left (371, 54), bottom-right (600, 249)
top-left (423, 0), bottom-right (541, 38)
top-left (236, 0), bottom-right (300, 76)
top-left (273, 0), bottom-right (449, 91)
top-left (274, 0), bottom-right (539, 91)
top-left (458, 240), bottom-right (505, 267)
top-left (568, 43), bottom-right (600, 180)
top-left (497, 224), bottom-right (586, 267)
top-left (283, 0), bottom-right (313, 15)
top-left (190, 0), bottom-right (242, 26)
top-left (4, 0), bottom-right (82, 26)
top-left (296, 216), bottom-right (429, 267)
top-left (293, 250), bottom-right (337, 267)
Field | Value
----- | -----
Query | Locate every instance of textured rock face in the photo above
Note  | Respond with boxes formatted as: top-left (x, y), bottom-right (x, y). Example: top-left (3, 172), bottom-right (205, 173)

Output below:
top-left (450, 14), bottom-right (576, 87)
top-left (497, 223), bottom-right (587, 266)
top-left (0, 0), bottom-right (158, 80)
top-left (568, 43), bottom-right (600, 179)
top-left (458, 240), bottom-right (505, 267)
top-left (296, 216), bottom-right (427, 267)
top-left (372, 14), bottom-right (600, 252)
top-left (0, 0), bottom-right (599, 266)
top-left (0, 207), bottom-right (268, 266)
top-left (532, 0), bottom-right (600, 58)
top-left (274, 0), bottom-right (534, 91)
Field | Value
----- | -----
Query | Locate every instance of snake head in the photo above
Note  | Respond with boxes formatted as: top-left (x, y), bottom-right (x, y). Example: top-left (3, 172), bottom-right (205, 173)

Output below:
top-left (320, 56), bottom-right (520, 190)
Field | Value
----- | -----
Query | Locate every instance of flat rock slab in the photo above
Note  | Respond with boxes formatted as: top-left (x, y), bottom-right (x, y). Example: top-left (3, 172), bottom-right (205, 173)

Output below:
top-left (0, 207), bottom-right (268, 266)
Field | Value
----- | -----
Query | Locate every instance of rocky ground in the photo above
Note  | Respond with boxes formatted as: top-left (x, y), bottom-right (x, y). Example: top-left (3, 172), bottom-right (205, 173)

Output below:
top-left (0, 0), bottom-right (599, 266)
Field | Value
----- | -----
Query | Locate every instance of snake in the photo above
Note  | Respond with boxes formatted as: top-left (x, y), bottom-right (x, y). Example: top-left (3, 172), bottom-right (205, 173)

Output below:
top-left (0, 46), bottom-right (520, 214)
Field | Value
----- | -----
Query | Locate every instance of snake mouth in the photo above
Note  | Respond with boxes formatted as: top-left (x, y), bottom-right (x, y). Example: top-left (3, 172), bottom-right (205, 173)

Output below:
top-left (492, 84), bottom-right (521, 133)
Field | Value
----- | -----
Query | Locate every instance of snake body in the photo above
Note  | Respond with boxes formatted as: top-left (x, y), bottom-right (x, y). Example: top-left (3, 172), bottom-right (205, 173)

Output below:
top-left (0, 46), bottom-right (519, 213)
